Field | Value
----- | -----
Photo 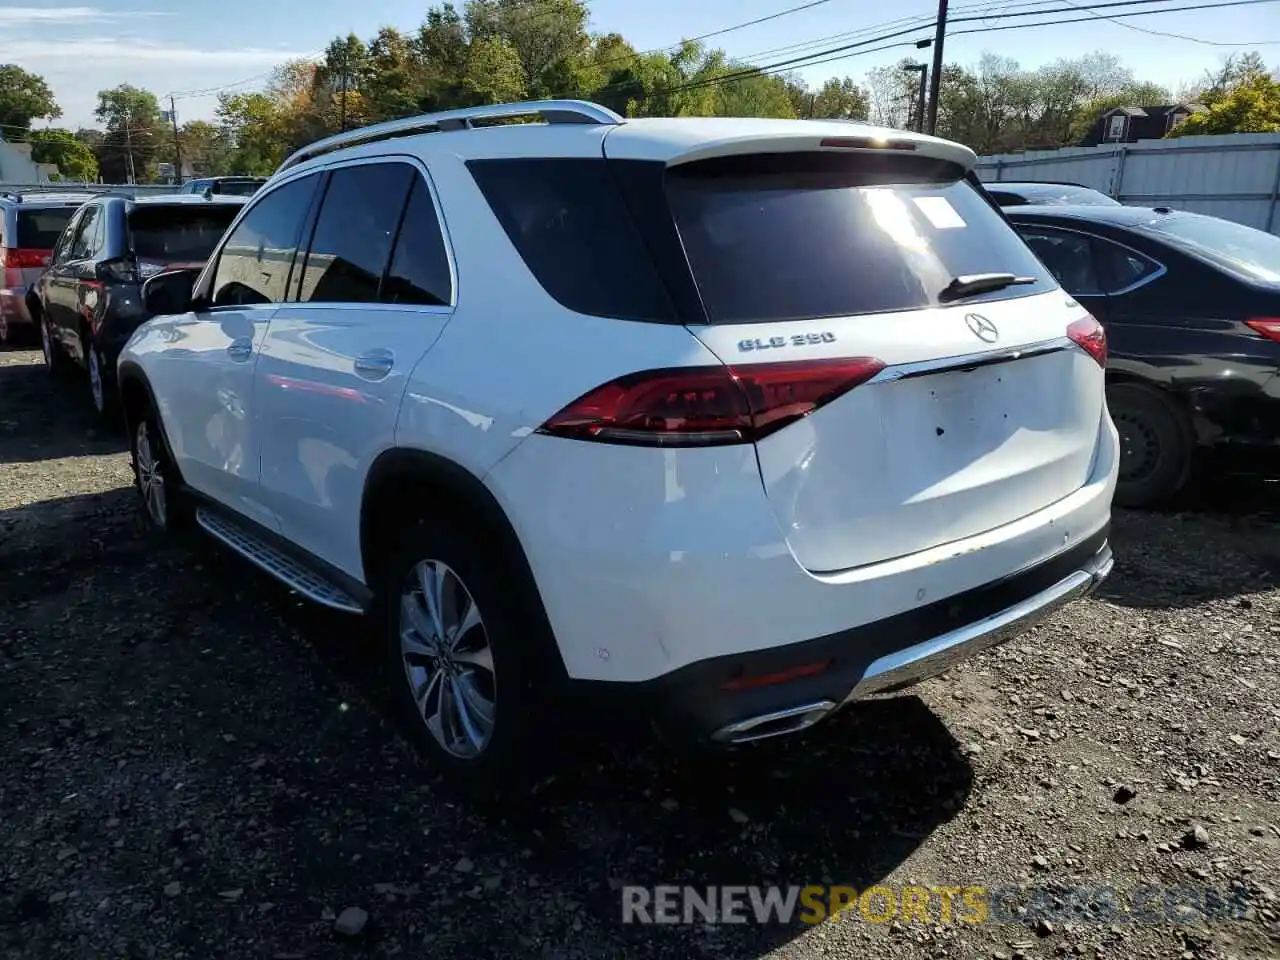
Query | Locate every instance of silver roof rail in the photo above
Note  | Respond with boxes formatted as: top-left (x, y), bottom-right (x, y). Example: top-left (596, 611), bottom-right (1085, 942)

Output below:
top-left (276, 99), bottom-right (624, 174)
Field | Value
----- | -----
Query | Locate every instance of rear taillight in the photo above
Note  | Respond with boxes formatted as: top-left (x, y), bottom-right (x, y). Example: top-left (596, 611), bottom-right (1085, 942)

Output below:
top-left (98, 256), bottom-right (139, 284)
top-left (537, 357), bottom-right (885, 447)
top-left (3, 247), bottom-right (52, 269)
top-left (1245, 317), bottom-right (1280, 342)
top-left (1067, 315), bottom-right (1107, 368)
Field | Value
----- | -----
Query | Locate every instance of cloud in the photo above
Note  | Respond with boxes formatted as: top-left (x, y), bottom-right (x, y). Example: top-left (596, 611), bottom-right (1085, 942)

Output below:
top-left (0, 6), bottom-right (168, 23)
top-left (10, 39), bottom-right (311, 66)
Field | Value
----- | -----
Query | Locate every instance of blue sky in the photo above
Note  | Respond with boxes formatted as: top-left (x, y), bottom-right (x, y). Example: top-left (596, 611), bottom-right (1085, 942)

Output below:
top-left (3, 0), bottom-right (1278, 129)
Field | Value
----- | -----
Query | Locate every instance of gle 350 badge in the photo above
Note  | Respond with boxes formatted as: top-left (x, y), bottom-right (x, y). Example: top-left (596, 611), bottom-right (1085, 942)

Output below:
top-left (738, 332), bottom-right (837, 352)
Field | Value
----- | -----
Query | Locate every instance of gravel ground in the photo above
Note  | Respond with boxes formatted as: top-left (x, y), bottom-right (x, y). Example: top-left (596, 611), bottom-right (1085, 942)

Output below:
top-left (2, 345), bottom-right (1279, 960)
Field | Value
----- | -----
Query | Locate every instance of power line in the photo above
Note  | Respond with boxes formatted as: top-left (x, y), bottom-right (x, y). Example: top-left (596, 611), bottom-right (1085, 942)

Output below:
top-left (661, 0), bottom-right (1278, 94)
top-left (1048, 0), bottom-right (1277, 42)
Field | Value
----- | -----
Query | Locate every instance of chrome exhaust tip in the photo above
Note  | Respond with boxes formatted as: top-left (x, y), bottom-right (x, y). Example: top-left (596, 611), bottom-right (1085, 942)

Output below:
top-left (712, 700), bottom-right (837, 745)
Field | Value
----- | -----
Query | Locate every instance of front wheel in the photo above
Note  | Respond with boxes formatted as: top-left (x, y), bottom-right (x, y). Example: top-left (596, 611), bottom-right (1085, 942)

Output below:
top-left (1109, 382), bottom-right (1193, 508)
top-left (382, 519), bottom-right (551, 795)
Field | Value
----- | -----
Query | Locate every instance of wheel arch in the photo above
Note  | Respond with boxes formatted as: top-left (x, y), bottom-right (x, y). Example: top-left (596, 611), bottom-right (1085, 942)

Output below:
top-left (117, 361), bottom-right (183, 472)
top-left (359, 447), bottom-right (567, 682)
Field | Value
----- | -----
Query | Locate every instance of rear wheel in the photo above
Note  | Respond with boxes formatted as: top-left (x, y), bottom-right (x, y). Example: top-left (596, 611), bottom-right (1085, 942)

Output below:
top-left (39, 314), bottom-right (66, 377)
top-left (130, 406), bottom-right (188, 533)
top-left (381, 516), bottom-right (551, 796)
top-left (1109, 382), bottom-right (1193, 508)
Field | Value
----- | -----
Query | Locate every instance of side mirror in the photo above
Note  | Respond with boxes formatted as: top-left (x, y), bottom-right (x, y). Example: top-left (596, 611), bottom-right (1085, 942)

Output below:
top-left (142, 267), bottom-right (201, 316)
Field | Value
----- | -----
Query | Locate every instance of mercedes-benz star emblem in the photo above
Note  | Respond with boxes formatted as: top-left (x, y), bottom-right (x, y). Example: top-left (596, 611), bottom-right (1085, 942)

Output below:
top-left (965, 313), bottom-right (999, 343)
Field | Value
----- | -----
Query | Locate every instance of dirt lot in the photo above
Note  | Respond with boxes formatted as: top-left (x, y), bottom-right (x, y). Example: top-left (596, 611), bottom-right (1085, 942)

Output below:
top-left (2, 346), bottom-right (1279, 960)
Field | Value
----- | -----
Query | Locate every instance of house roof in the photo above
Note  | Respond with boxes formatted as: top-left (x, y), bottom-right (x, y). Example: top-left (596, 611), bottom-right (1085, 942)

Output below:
top-left (1104, 103), bottom-right (1206, 118)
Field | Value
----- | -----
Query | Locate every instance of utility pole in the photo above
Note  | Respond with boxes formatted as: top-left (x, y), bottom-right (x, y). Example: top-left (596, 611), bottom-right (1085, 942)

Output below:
top-left (338, 49), bottom-right (348, 132)
top-left (926, 0), bottom-right (949, 136)
top-left (123, 109), bottom-right (136, 185)
top-left (169, 96), bottom-right (183, 185)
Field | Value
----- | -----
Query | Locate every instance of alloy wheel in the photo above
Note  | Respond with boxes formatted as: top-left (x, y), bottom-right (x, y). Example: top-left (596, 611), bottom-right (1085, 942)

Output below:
top-left (135, 422), bottom-right (168, 528)
top-left (399, 559), bottom-right (496, 760)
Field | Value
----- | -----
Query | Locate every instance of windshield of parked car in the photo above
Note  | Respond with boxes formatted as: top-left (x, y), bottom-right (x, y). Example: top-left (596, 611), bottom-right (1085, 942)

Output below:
top-left (665, 152), bottom-right (1057, 324)
top-left (15, 207), bottom-right (78, 249)
top-left (128, 205), bottom-right (240, 264)
top-left (1136, 212), bottom-right (1280, 284)
top-left (996, 184), bottom-right (1119, 207)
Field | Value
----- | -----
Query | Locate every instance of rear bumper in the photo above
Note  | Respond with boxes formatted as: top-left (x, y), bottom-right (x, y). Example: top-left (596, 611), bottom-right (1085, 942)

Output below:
top-left (0, 286), bottom-right (32, 326)
top-left (573, 526), bottom-right (1112, 744)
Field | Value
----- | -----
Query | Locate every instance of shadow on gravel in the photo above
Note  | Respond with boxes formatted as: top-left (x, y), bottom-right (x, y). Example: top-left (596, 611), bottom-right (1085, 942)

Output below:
top-left (180, 534), bottom-right (974, 957)
top-left (1098, 473), bottom-right (1280, 610)
top-left (0, 351), bottom-right (125, 465)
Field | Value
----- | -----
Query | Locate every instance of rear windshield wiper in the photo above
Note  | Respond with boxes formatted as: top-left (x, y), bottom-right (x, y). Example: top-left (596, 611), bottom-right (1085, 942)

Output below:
top-left (938, 272), bottom-right (1038, 303)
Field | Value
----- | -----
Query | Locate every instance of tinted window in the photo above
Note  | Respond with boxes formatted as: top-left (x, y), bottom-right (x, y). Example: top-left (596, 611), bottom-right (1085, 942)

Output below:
top-left (69, 206), bottom-right (102, 259)
top-left (16, 207), bottom-right (78, 249)
top-left (1019, 228), bottom-right (1101, 296)
top-left (986, 191), bottom-right (1027, 208)
top-left (1094, 239), bottom-right (1160, 293)
top-left (298, 163), bottom-right (414, 304)
top-left (468, 158), bottom-right (673, 321)
top-left (1135, 213), bottom-right (1280, 285)
top-left (129, 205), bottom-right (240, 265)
top-left (211, 175), bottom-right (317, 307)
top-left (666, 153), bottom-right (1056, 324)
top-left (383, 178), bottom-right (452, 307)
top-left (51, 210), bottom-right (83, 263)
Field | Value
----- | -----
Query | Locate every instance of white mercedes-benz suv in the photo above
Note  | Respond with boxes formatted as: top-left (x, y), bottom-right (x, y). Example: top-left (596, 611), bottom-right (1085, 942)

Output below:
top-left (118, 100), bottom-right (1117, 789)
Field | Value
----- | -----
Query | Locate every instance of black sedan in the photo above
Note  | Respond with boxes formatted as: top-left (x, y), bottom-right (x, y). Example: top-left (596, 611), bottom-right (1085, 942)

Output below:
top-left (1006, 204), bottom-right (1280, 508)
top-left (984, 181), bottom-right (1121, 208)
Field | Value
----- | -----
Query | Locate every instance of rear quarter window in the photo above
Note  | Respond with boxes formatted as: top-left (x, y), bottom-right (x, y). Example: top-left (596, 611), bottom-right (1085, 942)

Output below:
top-left (467, 158), bottom-right (675, 322)
top-left (665, 152), bottom-right (1056, 324)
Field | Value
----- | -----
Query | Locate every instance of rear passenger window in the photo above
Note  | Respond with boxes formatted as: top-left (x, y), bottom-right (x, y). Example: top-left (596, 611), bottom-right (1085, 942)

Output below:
top-left (1094, 239), bottom-right (1160, 293)
top-left (298, 163), bottom-right (415, 304)
top-left (211, 174), bottom-right (317, 308)
top-left (467, 158), bottom-right (673, 321)
top-left (1019, 228), bottom-right (1102, 296)
top-left (382, 178), bottom-right (452, 306)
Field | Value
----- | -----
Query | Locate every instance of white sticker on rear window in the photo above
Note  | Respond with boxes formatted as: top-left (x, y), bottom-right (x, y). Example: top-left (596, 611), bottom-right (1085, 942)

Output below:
top-left (912, 196), bottom-right (966, 230)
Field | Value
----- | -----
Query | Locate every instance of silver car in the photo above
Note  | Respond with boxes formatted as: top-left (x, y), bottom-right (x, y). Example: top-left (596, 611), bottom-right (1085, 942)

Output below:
top-left (0, 190), bottom-right (96, 345)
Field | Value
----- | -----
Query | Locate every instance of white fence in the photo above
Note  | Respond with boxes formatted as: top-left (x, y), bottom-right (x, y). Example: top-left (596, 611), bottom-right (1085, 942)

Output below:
top-left (975, 133), bottom-right (1280, 236)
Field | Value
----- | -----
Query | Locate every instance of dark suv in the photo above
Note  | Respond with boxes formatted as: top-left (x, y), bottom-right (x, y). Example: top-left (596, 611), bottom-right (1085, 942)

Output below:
top-left (177, 177), bottom-right (267, 197)
top-left (30, 193), bottom-right (245, 417)
top-left (1, 190), bottom-right (97, 345)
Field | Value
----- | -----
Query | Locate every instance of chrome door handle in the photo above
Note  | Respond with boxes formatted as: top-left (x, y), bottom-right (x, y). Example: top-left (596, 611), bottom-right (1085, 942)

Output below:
top-left (226, 339), bottom-right (252, 361)
top-left (353, 350), bottom-right (394, 380)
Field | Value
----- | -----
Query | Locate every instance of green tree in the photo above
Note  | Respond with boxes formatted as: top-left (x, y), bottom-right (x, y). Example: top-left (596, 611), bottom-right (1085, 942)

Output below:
top-left (93, 84), bottom-right (164, 183)
top-left (1170, 70), bottom-right (1280, 136)
top-left (28, 128), bottom-right (97, 181)
top-left (178, 120), bottom-right (231, 177)
top-left (0, 65), bottom-right (60, 138)
top-left (807, 76), bottom-right (871, 120)
top-left (216, 91), bottom-right (287, 175)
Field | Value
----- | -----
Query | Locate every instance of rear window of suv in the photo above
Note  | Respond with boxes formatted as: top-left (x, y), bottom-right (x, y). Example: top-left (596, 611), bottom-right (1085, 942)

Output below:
top-left (128, 204), bottom-right (240, 264)
top-left (16, 207), bottom-right (78, 249)
top-left (665, 152), bottom-right (1055, 324)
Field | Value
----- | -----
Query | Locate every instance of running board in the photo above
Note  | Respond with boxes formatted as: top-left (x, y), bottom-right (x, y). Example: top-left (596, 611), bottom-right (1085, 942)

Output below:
top-left (195, 508), bottom-right (365, 615)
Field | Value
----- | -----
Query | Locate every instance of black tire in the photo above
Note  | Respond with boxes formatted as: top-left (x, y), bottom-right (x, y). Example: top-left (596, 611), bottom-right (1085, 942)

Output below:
top-left (38, 312), bottom-right (69, 378)
top-left (128, 402), bottom-right (189, 534)
top-left (1108, 382), bottom-right (1193, 508)
top-left (380, 516), bottom-right (555, 797)
top-left (83, 334), bottom-right (119, 424)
